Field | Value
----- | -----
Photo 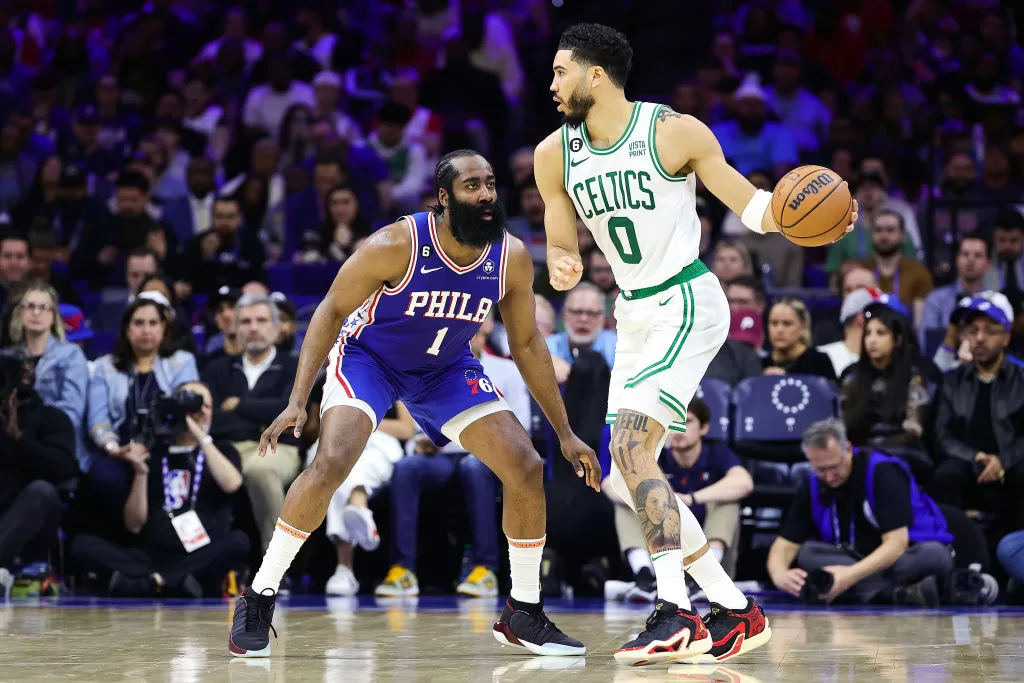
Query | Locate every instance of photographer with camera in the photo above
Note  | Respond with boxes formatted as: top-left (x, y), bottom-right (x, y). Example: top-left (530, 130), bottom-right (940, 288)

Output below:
top-left (767, 419), bottom-right (993, 606)
top-left (70, 382), bottom-right (249, 597)
top-left (86, 298), bottom-right (198, 534)
top-left (0, 350), bottom-right (78, 588)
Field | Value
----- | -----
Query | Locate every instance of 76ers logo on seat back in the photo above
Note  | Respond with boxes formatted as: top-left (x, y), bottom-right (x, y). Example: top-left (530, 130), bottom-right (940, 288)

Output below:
top-left (464, 369), bottom-right (493, 395)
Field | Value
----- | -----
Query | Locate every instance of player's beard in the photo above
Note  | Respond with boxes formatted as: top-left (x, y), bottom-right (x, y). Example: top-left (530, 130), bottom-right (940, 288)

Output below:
top-left (560, 83), bottom-right (596, 129)
top-left (447, 197), bottom-right (508, 247)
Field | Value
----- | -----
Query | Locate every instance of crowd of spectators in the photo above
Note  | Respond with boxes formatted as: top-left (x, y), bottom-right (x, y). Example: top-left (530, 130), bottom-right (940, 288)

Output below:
top-left (1, 0), bottom-right (1024, 607)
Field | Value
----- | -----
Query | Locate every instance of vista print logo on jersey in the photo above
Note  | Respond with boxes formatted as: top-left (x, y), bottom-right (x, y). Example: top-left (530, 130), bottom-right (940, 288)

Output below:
top-left (628, 140), bottom-right (646, 158)
top-left (464, 369), bottom-right (494, 395)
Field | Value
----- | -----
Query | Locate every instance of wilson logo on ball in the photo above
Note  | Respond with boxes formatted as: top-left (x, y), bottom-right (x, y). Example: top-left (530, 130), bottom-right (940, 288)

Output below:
top-left (787, 173), bottom-right (835, 212)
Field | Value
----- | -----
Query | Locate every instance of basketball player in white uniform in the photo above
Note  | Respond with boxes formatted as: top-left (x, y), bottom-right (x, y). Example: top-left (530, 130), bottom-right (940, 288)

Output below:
top-left (535, 24), bottom-right (856, 666)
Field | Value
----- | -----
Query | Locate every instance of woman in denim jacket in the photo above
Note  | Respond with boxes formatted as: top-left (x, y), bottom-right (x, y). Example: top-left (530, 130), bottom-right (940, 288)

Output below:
top-left (87, 298), bottom-right (199, 518)
top-left (8, 283), bottom-right (90, 471)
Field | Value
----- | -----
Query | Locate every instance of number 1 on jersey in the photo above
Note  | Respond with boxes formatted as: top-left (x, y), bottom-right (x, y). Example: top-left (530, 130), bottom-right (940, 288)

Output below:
top-left (608, 217), bottom-right (642, 264)
top-left (426, 327), bottom-right (449, 355)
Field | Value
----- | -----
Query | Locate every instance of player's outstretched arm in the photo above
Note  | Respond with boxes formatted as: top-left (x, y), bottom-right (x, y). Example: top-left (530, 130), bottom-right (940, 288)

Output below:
top-left (258, 223), bottom-right (411, 455)
top-left (498, 239), bottom-right (601, 490)
top-left (535, 131), bottom-right (584, 291)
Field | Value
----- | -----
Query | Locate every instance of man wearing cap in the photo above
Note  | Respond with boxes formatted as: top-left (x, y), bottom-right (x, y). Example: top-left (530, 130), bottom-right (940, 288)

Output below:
top-left (203, 286), bottom-right (244, 367)
top-left (932, 291), bottom-right (1024, 373)
top-left (710, 73), bottom-right (799, 179)
top-left (818, 288), bottom-right (876, 378)
top-left (930, 292), bottom-right (1024, 532)
top-left (920, 235), bottom-right (991, 351)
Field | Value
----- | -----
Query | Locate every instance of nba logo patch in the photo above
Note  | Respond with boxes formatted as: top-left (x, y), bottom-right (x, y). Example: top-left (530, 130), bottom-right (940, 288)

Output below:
top-left (483, 260), bottom-right (495, 274)
top-left (164, 469), bottom-right (191, 510)
top-left (570, 138), bottom-right (583, 153)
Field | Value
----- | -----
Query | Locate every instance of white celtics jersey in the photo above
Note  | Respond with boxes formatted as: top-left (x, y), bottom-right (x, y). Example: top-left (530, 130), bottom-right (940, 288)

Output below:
top-left (562, 101), bottom-right (701, 291)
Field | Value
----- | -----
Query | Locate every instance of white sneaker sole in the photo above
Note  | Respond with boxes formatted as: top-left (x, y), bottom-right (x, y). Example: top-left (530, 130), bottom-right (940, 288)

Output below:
top-left (614, 630), bottom-right (713, 666)
top-left (374, 586), bottom-right (419, 597)
top-left (343, 507), bottom-right (380, 552)
top-left (229, 639), bottom-right (271, 658)
top-left (492, 624), bottom-right (586, 656)
top-left (457, 584), bottom-right (499, 598)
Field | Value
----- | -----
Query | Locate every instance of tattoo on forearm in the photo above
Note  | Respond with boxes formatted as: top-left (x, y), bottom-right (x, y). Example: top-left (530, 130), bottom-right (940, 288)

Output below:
top-left (658, 107), bottom-right (683, 123)
top-left (635, 478), bottom-right (681, 554)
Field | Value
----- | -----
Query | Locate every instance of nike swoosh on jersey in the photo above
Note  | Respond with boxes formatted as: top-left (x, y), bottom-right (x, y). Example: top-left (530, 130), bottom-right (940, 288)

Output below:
top-left (420, 266), bottom-right (443, 274)
top-left (569, 157), bottom-right (589, 167)
top-left (659, 296), bottom-right (673, 306)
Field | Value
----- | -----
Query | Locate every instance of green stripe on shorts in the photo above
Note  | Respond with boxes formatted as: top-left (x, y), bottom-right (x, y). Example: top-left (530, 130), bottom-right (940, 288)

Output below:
top-left (659, 390), bottom-right (687, 422)
top-left (625, 281), bottom-right (696, 388)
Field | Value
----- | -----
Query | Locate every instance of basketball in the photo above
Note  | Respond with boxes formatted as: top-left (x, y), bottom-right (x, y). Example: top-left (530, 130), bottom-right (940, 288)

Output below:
top-left (771, 165), bottom-right (853, 247)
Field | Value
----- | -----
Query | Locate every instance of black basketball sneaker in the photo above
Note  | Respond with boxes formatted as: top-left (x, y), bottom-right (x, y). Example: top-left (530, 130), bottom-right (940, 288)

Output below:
top-left (228, 588), bottom-right (278, 657)
top-left (689, 598), bottom-right (772, 662)
top-left (492, 597), bottom-right (587, 655)
top-left (614, 600), bottom-right (713, 666)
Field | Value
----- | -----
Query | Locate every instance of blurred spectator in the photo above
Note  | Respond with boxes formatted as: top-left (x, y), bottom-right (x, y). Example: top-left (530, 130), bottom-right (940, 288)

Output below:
top-left (931, 153), bottom-right (991, 276)
top-left (94, 248), bottom-right (158, 335)
top-left (278, 104), bottom-right (317, 170)
top-left (442, 0), bottom-right (524, 103)
top-left (71, 381), bottom-right (248, 597)
top-left (585, 250), bottom-right (618, 302)
top-left (181, 76), bottom-right (229, 164)
top-left (25, 225), bottom-right (80, 308)
top-left (0, 114), bottom-right (34, 209)
top-left (86, 299), bottom-right (199, 520)
top-left (0, 353), bottom-right (78, 578)
top-left (841, 303), bottom-right (932, 480)
top-left (991, 209), bottom-right (1024, 315)
top-left (720, 169), bottom-right (803, 287)
top-left (269, 292), bottom-right (298, 356)
top-left (194, 7), bottom-right (263, 67)
top-left (57, 105), bottom-right (125, 183)
top-left (534, 295), bottom-right (556, 338)
top-left (711, 239), bottom-right (754, 284)
top-left (826, 174), bottom-right (917, 276)
top-left (979, 145), bottom-right (1024, 205)
top-left (71, 170), bottom-right (181, 290)
top-left (7, 283), bottom-right (90, 471)
top-left (203, 294), bottom-right (299, 553)
top-left (321, 401), bottom-right (415, 596)
top-left (0, 230), bottom-right (31, 312)
top-left (137, 278), bottom-right (197, 357)
top-left (297, 183), bottom-right (370, 264)
top-left (368, 101), bottom-right (431, 213)
top-left (859, 209), bottom-right (933, 328)
top-left (342, 39), bottom-right (398, 120)
top-left (727, 307), bottom-right (766, 356)
top-left (312, 71), bottom-right (364, 146)
top-left (0, 28), bottom-right (32, 123)
top-left (768, 419), bottom-right (964, 606)
top-left (817, 288), bottom-right (888, 379)
top-left (390, 73), bottom-right (444, 163)
top-left (509, 146), bottom-right (534, 186)
top-left (931, 295), bottom-right (1024, 529)
top-left (607, 397), bottom-right (751, 589)
top-left (764, 49), bottom-right (831, 157)
top-left (292, 5), bottom-right (339, 71)
top-left (711, 73), bottom-right (798, 179)
top-left (243, 56), bottom-right (315, 138)
top-left (763, 297), bottom-right (836, 381)
top-left (183, 195), bottom-right (266, 295)
top-left (858, 157), bottom-right (924, 257)
top-left (707, 278), bottom-right (764, 385)
top-left (546, 284), bottom-right (616, 384)
top-left (920, 235), bottom-right (991, 350)
top-left (203, 286), bottom-right (242, 365)
top-left (505, 174), bottom-right (544, 240)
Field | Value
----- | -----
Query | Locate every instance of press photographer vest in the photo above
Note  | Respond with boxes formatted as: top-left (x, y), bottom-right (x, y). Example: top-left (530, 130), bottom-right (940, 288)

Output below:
top-left (809, 449), bottom-right (953, 546)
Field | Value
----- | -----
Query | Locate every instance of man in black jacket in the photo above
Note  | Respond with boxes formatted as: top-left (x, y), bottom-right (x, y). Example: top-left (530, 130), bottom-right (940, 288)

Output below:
top-left (930, 295), bottom-right (1024, 530)
top-left (183, 195), bottom-right (266, 296)
top-left (0, 352), bottom-right (78, 578)
top-left (202, 294), bottom-right (300, 552)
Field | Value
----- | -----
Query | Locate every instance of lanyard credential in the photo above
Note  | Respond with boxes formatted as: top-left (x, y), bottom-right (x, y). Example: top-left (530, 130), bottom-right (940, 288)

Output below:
top-left (161, 449), bottom-right (205, 518)
top-left (830, 500), bottom-right (856, 548)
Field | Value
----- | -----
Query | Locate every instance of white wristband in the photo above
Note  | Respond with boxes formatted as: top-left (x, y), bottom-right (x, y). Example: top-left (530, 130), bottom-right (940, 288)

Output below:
top-left (200, 435), bottom-right (214, 447)
top-left (740, 189), bottom-right (772, 234)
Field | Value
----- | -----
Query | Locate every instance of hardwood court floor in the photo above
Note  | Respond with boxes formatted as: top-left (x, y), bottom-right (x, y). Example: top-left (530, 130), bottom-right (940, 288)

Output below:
top-left (2, 596), bottom-right (1024, 682)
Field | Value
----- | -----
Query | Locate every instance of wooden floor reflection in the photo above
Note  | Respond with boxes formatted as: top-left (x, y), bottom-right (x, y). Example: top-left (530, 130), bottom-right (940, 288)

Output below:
top-left (3, 597), bottom-right (1024, 682)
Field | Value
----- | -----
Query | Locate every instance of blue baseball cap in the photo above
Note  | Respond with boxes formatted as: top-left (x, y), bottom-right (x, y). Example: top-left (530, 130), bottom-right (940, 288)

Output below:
top-left (840, 287), bottom-right (909, 323)
top-left (60, 304), bottom-right (94, 342)
top-left (952, 292), bottom-right (1014, 331)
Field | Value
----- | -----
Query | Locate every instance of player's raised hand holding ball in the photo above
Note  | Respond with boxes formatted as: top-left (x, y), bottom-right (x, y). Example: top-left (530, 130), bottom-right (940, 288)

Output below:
top-left (771, 165), bottom-right (859, 246)
top-left (549, 252), bottom-right (584, 291)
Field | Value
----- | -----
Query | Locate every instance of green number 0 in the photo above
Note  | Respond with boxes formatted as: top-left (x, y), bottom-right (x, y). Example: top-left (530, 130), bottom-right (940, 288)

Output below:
top-left (607, 217), bottom-right (642, 264)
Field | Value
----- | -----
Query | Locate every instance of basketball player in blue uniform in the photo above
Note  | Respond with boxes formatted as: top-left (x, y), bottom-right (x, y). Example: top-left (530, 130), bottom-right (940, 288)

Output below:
top-left (228, 150), bottom-right (601, 658)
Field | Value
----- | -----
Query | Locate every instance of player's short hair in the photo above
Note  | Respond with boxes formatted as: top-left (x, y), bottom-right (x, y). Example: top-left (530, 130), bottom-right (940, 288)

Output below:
top-left (432, 149), bottom-right (483, 215)
top-left (558, 23), bottom-right (633, 89)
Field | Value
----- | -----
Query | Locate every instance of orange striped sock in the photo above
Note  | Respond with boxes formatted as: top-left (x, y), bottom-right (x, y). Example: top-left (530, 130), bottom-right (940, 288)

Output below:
top-left (251, 519), bottom-right (310, 594)
top-left (507, 535), bottom-right (545, 604)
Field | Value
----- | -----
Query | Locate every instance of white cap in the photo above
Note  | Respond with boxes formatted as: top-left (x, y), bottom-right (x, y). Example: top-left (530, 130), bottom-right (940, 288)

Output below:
top-left (313, 70), bottom-right (342, 88)
top-left (733, 73), bottom-right (766, 102)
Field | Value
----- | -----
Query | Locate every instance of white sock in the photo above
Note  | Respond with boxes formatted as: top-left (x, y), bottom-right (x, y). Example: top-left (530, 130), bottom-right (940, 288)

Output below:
top-left (652, 550), bottom-right (690, 609)
top-left (250, 519), bottom-right (310, 594)
top-left (507, 536), bottom-right (544, 604)
top-left (626, 547), bottom-right (654, 576)
top-left (685, 551), bottom-right (746, 609)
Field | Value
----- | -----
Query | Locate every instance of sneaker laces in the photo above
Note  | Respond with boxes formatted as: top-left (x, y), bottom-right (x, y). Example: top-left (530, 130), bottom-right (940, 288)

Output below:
top-left (244, 589), bottom-right (278, 638)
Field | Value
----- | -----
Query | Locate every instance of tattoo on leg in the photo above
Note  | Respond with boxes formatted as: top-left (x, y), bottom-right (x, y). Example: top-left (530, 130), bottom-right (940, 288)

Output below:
top-left (635, 478), bottom-right (681, 554)
top-left (611, 411), bottom-right (649, 477)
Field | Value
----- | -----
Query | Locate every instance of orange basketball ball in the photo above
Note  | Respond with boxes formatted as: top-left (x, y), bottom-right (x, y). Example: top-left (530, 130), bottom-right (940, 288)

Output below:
top-left (771, 165), bottom-right (852, 247)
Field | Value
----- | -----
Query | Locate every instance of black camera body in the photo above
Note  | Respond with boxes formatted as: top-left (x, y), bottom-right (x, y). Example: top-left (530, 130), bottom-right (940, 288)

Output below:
top-left (0, 347), bottom-right (29, 404)
top-left (136, 389), bottom-right (204, 449)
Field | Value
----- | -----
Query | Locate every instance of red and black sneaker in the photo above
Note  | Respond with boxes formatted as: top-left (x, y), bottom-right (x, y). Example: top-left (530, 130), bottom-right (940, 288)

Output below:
top-left (614, 600), bottom-right (713, 666)
top-left (691, 598), bottom-right (772, 662)
top-left (492, 597), bottom-right (586, 656)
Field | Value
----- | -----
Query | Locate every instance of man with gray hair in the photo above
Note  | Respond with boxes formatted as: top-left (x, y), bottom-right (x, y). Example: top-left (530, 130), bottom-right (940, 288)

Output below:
top-left (203, 293), bottom-right (302, 552)
top-left (766, 418), bottom-right (961, 606)
top-left (546, 282), bottom-right (616, 379)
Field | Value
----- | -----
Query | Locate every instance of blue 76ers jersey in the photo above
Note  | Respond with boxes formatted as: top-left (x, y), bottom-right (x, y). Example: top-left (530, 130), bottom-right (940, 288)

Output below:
top-left (333, 211), bottom-right (509, 374)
